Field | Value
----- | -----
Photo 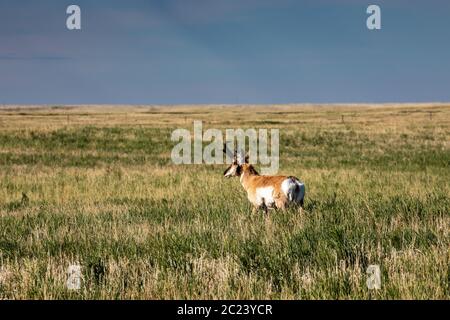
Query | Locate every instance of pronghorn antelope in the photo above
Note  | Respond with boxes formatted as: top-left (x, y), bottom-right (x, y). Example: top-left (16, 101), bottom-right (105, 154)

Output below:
top-left (223, 144), bottom-right (305, 214)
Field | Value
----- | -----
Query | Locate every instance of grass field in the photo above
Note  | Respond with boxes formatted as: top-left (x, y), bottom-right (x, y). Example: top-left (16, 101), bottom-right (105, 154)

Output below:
top-left (0, 104), bottom-right (449, 299)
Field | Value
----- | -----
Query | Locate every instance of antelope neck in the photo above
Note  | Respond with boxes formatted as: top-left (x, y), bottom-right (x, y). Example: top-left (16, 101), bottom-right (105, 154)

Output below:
top-left (240, 167), bottom-right (258, 190)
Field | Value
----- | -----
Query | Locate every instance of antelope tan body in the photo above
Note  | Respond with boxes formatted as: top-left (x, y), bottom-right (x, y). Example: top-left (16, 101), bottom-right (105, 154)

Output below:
top-left (238, 164), bottom-right (305, 213)
top-left (224, 159), bottom-right (305, 213)
top-left (223, 144), bottom-right (305, 214)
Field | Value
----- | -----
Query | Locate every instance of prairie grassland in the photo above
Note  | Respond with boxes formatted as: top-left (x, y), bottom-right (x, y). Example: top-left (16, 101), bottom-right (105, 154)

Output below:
top-left (0, 104), bottom-right (449, 299)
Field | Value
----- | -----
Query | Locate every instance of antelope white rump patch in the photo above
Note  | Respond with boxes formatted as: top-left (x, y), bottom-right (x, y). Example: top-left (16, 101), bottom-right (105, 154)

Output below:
top-left (281, 178), bottom-right (305, 202)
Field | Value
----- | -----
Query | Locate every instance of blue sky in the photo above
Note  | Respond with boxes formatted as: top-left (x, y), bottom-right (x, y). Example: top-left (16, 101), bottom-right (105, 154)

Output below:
top-left (1, 0), bottom-right (450, 104)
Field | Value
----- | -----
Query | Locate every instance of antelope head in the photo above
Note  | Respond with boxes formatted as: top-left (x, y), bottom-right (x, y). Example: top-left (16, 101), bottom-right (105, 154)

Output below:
top-left (223, 143), bottom-right (249, 178)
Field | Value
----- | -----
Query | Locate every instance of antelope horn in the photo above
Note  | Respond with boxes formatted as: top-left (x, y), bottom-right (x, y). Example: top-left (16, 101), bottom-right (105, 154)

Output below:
top-left (223, 142), bottom-right (236, 163)
top-left (236, 148), bottom-right (246, 165)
